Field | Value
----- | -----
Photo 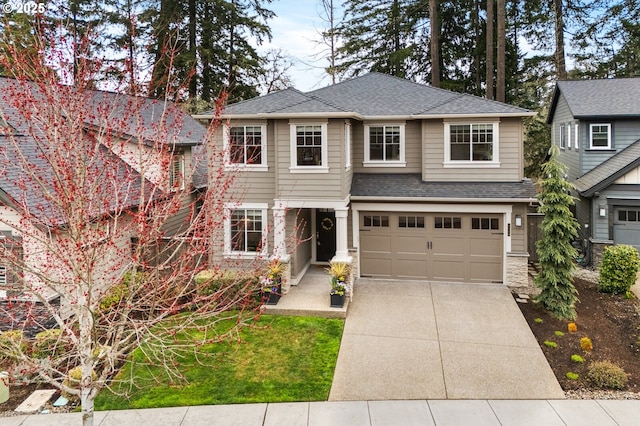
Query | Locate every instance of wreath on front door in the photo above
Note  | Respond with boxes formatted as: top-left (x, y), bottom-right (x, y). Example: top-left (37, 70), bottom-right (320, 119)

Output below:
top-left (321, 217), bottom-right (334, 231)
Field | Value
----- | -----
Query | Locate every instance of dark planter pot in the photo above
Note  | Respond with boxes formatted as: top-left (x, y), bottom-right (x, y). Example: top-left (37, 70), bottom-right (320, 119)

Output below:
top-left (262, 284), bottom-right (282, 305)
top-left (330, 293), bottom-right (345, 308)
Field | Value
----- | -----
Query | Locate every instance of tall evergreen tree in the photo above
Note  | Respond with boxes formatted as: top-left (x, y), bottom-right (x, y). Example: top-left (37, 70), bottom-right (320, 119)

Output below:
top-left (534, 145), bottom-right (580, 320)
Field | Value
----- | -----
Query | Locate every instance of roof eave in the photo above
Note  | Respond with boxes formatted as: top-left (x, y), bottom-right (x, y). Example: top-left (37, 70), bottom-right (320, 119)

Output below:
top-left (350, 196), bottom-right (538, 203)
top-left (412, 112), bottom-right (536, 119)
top-left (194, 111), bottom-right (535, 121)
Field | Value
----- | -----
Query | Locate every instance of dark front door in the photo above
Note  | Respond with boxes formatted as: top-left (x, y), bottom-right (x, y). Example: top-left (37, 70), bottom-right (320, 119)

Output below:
top-left (316, 209), bottom-right (336, 262)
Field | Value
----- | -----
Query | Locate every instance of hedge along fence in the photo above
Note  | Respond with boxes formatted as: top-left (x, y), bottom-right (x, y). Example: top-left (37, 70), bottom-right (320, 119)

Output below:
top-left (598, 245), bottom-right (640, 295)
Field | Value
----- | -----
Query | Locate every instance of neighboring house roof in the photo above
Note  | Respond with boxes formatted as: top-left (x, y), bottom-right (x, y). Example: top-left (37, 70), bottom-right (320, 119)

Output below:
top-left (350, 174), bottom-right (537, 202)
top-left (0, 77), bottom-right (207, 147)
top-left (548, 78), bottom-right (640, 122)
top-left (197, 72), bottom-right (533, 119)
top-left (574, 138), bottom-right (640, 197)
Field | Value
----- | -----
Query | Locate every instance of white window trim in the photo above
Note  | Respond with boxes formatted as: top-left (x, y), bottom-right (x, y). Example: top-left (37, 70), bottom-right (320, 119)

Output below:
top-left (223, 203), bottom-right (268, 259)
top-left (574, 123), bottom-right (579, 149)
top-left (559, 124), bottom-right (567, 149)
top-left (345, 122), bottom-right (352, 170)
top-left (223, 123), bottom-right (268, 171)
top-left (363, 123), bottom-right (406, 167)
top-left (289, 122), bottom-right (329, 173)
top-left (589, 123), bottom-right (612, 150)
top-left (443, 122), bottom-right (500, 167)
top-left (567, 124), bottom-right (572, 150)
top-left (169, 154), bottom-right (185, 191)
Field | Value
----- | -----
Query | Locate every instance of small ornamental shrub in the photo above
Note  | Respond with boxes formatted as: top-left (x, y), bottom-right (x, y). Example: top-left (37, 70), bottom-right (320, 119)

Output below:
top-left (587, 361), bottom-right (628, 389)
top-left (571, 354), bottom-right (585, 363)
top-left (598, 245), bottom-right (640, 295)
top-left (32, 329), bottom-right (63, 359)
top-left (0, 330), bottom-right (28, 359)
top-left (534, 318), bottom-right (543, 323)
top-left (62, 366), bottom-right (98, 399)
top-left (195, 269), bottom-right (259, 304)
top-left (99, 270), bottom-right (146, 311)
top-left (554, 331), bottom-right (565, 337)
top-left (566, 372), bottom-right (579, 380)
top-left (544, 340), bottom-right (558, 348)
top-left (580, 337), bottom-right (593, 352)
top-left (567, 322), bottom-right (577, 332)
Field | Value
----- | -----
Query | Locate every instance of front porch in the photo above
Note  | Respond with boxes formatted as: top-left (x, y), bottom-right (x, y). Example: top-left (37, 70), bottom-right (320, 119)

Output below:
top-left (263, 265), bottom-right (350, 319)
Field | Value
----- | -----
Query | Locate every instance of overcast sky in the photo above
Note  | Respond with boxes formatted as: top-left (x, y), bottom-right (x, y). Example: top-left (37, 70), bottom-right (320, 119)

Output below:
top-left (260, 0), bottom-right (338, 92)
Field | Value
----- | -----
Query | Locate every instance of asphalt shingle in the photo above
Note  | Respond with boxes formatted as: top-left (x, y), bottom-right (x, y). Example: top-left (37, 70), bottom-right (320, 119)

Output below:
top-left (350, 173), bottom-right (537, 200)
top-left (555, 78), bottom-right (640, 118)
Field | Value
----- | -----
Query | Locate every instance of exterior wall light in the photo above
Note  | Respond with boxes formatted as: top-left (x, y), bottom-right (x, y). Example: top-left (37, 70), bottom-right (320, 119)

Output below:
top-left (599, 205), bottom-right (606, 217)
top-left (514, 214), bottom-right (522, 227)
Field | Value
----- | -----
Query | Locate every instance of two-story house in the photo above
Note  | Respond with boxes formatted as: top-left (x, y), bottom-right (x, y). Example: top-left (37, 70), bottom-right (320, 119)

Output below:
top-left (0, 77), bottom-right (206, 299)
top-left (196, 73), bottom-right (537, 287)
top-left (548, 78), bottom-right (640, 264)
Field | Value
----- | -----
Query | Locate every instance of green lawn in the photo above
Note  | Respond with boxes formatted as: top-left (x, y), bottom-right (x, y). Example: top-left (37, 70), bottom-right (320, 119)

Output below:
top-left (95, 315), bottom-right (344, 410)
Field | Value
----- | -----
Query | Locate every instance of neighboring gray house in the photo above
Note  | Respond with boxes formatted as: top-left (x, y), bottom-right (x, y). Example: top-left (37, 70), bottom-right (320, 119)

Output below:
top-left (547, 78), bottom-right (640, 263)
top-left (196, 73), bottom-right (537, 287)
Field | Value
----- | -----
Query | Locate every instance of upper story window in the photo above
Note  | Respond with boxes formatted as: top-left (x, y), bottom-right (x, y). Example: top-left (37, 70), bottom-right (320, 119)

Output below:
top-left (445, 122), bottom-right (499, 165)
top-left (224, 124), bottom-right (267, 170)
top-left (589, 123), bottom-right (611, 149)
top-left (290, 123), bottom-right (328, 173)
top-left (169, 154), bottom-right (185, 191)
top-left (558, 124), bottom-right (569, 149)
top-left (574, 124), bottom-right (579, 149)
top-left (364, 124), bottom-right (406, 167)
top-left (345, 122), bottom-right (352, 170)
top-left (224, 204), bottom-right (268, 257)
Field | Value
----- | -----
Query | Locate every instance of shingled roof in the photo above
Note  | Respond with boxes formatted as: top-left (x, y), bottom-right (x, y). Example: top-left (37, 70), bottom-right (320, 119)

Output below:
top-left (350, 174), bottom-right (537, 201)
top-left (574, 139), bottom-right (640, 197)
top-left (548, 78), bottom-right (640, 122)
top-left (201, 73), bottom-right (532, 119)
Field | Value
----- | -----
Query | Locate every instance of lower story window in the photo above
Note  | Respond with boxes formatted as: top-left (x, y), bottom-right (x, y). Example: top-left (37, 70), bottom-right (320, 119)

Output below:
top-left (618, 209), bottom-right (639, 222)
top-left (363, 215), bottom-right (389, 227)
top-left (399, 215), bottom-right (425, 228)
top-left (230, 208), bottom-right (264, 253)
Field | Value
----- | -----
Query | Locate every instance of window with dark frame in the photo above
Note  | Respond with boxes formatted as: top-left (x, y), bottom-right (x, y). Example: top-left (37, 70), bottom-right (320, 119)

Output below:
top-left (363, 215), bottom-right (389, 227)
top-left (296, 125), bottom-right (323, 166)
top-left (399, 215), bottom-right (425, 228)
top-left (230, 209), bottom-right (263, 252)
top-left (450, 124), bottom-right (494, 161)
top-left (229, 126), bottom-right (262, 164)
top-left (472, 217), bottom-right (499, 230)
top-left (434, 216), bottom-right (462, 229)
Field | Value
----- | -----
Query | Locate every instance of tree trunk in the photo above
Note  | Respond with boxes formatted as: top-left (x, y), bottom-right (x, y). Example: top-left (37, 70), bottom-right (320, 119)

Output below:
top-left (188, 0), bottom-right (197, 98)
top-left (473, 0), bottom-right (482, 94)
top-left (554, 0), bottom-right (567, 80)
top-left (496, 0), bottom-right (506, 102)
top-left (429, 0), bottom-right (440, 87)
top-left (485, 0), bottom-right (494, 100)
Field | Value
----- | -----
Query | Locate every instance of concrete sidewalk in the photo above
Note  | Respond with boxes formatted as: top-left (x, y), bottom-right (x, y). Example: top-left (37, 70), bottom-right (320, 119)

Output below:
top-left (329, 280), bottom-right (564, 401)
top-left (2, 399), bottom-right (640, 425)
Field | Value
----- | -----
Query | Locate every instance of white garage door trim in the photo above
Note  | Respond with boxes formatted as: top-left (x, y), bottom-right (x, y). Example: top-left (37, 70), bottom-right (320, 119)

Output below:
top-left (351, 202), bottom-right (512, 283)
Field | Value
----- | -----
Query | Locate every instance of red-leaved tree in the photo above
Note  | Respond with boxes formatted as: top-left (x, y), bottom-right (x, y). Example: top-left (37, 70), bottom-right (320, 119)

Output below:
top-left (0, 29), bottom-right (267, 426)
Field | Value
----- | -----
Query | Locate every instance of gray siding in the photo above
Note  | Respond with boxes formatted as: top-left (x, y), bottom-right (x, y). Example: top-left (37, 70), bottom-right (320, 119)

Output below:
top-left (351, 120), bottom-right (422, 174)
top-left (511, 204), bottom-right (527, 253)
top-left (581, 119), bottom-right (640, 175)
top-left (552, 94), bottom-right (580, 180)
top-left (422, 117), bottom-right (524, 182)
top-left (287, 208), bottom-right (312, 277)
top-left (275, 119), bottom-right (349, 200)
top-left (575, 194), bottom-right (591, 242)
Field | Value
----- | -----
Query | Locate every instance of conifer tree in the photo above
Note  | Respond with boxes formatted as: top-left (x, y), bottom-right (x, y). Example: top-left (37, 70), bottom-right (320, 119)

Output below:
top-left (534, 145), bottom-right (580, 320)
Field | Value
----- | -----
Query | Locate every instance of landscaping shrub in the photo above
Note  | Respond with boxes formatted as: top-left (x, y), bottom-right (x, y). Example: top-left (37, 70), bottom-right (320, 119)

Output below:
top-left (566, 372), bottom-right (579, 380)
top-left (32, 329), bottom-right (63, 359)
top-left (0, 330), bottom-right (28, 359)
top-left (195, 269), bottom-right (259, 305)
top-left (567, 322), bottom-right (577, 332)
top-left (598, 245), bottom-right (640, 295)
top-left (544, 340), bottom-right (557, 348)
top-left (99, 270), bottom-right (146, 311)
top-left (62, 366), bottom-right (97, 399)
top-left (580, 337), bottom-right (593, 351)
top-left (587, 361), bottom-right (628, 389)
top-left (571, 354), bottom-right (585, 363)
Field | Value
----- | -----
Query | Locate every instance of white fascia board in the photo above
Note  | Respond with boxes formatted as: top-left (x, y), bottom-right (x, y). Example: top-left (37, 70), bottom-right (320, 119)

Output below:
top-left (350, 196), bottom-right (537, 204)
top-left (351, 202), bottom-right (514, 213)
top-left (410, 112), bottom-right (536, 119)
top-left (274, 197), bottom-right (350, 210)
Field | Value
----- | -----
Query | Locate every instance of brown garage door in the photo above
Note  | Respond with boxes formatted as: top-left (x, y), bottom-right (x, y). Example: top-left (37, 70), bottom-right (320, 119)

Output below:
top-left (359, 212), bottom-right (503, 283)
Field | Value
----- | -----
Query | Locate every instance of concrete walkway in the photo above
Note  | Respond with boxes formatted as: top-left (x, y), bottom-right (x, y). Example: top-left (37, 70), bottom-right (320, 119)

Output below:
top-left (3, 399), bottom-right (640, 425)
top-left (329, 280), bottom-right (564, 401)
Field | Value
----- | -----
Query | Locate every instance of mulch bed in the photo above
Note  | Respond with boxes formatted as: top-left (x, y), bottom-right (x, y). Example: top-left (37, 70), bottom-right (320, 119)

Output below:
top-left (517, 277), bottom-right (640, 392)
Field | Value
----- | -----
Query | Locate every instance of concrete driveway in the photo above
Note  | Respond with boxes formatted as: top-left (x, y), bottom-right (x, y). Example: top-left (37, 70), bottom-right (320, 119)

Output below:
top-left (329, 280), bottom-right (565, 401)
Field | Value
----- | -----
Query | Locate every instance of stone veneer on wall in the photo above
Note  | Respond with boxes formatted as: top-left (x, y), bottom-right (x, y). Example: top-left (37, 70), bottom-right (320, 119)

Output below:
top-left (590, 240), bottom-right (613, 268)
top-left (506, 255), bottom-right (529, 287)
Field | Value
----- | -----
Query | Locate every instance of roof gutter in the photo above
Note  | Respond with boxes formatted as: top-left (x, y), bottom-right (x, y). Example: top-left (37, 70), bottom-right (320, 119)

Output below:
top-left (350, 196), bottom-right (538, 203)
top-left (194, 111), bottom-right (536, 120)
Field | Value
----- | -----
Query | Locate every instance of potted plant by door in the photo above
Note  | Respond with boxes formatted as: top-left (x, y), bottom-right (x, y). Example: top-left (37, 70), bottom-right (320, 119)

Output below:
top-left (261, 259), bottom-right (284, 305)
top-left (327, 262), bottom-right (350, 308)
